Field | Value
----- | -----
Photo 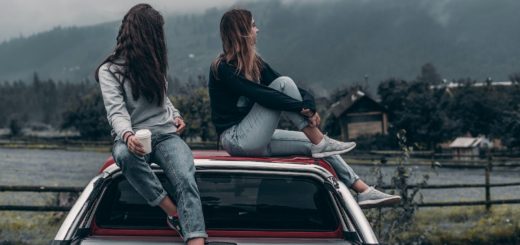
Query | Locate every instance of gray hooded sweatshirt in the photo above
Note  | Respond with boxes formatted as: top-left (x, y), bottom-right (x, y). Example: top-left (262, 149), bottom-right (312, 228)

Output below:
top-left (98, 62), bottom-right (181, 140)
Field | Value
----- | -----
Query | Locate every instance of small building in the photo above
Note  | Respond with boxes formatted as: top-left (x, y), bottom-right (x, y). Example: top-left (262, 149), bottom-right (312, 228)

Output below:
top-left (449, 136), bottom-right (493, 160)
top-left (330, 90), bottom-right (388, 140)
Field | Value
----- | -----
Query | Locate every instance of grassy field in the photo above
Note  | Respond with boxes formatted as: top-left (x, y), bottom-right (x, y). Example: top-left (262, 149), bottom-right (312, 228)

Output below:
top-left (1, 206), bottom-right (519, 244)
top-left (366, 205), bottom-right (520, 245)
top-left (0, 211), bottom-right (65, 245)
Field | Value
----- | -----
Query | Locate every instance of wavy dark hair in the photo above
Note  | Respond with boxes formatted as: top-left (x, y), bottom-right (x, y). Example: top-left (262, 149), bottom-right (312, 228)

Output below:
top-left (95, 3), bottom-right (167, 106)
top-left (211, 9), bottom-right (262, 82)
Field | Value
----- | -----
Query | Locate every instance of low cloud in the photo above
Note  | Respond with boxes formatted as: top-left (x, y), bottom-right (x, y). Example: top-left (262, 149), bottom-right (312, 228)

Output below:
top-left (0, 0), bottom-right (237, 42)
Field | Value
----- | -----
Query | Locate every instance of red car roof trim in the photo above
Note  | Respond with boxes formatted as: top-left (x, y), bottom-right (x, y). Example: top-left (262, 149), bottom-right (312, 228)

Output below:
top-left (99, 150), bottom-right (338, 177)
top-left (91, 221), bottom-right (343, 238)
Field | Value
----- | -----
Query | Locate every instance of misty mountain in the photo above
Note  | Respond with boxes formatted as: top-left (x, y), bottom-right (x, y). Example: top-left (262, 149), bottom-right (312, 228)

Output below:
top-left (0, 0), bottom-right (519, 94)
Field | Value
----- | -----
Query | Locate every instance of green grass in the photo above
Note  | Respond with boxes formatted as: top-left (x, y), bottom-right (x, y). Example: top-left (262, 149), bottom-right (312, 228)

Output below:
top-left (0, 212), bottom-right (65, 245)
top-left (2, 206), bottom-right (519, 244)
top-left (388, 205), bottom-right (520, 245)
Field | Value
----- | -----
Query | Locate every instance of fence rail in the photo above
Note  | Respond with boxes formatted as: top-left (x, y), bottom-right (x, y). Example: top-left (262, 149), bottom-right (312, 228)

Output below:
top-left (380, 181), bottom-right (520, 189)
top-left (373, 154), bottom-right (520, 209)
top-left (349, 154), bottom-right (520, 166)
top-left (0, 205), bottom-right (71, 212)
top-left (350, 151), bottom-right (520, 162)
top-left (0, 185), bottom-right (83, 192)
top-left (1, 156), bottom-right (520, 212)
top-left (416, 199), bottom-right (520, 207)
top-left (0, 185), bottom-right (80, 212)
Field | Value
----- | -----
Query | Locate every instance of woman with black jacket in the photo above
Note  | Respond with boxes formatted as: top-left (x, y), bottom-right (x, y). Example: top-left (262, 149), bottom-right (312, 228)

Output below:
top-left (209, 9), bottom-right (400, 207)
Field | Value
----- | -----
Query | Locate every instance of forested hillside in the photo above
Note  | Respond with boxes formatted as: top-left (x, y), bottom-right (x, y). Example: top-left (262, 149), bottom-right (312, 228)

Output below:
top-left (0, 0), bottom-right (519, 91)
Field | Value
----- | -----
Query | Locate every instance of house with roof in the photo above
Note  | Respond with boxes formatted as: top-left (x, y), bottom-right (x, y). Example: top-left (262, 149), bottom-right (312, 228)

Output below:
top-left (329, 90), bottom-right (388, 140)
top-left (449, 136), bottom-right (493, 160)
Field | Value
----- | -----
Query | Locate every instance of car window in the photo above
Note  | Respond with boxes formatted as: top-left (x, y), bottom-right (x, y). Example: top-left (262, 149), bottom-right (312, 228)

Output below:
top-left (95, 172), bottom-right (339, 231)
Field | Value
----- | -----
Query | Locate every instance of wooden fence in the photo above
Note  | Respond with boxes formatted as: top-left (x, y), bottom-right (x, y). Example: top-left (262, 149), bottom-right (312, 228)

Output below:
top-left (0, 185), bottom-right (82, 211)
top-left (351, 152), bottom-right (520, 209)
top-left (1, 153), bottom-right (520, 212)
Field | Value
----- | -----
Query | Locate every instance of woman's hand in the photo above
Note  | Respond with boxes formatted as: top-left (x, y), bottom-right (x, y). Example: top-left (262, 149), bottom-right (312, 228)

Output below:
top-left (301, 108), bottom-right (320, 127)
top-left (308, 112), bottom-right (321, 128)
top-left (126, 135), bottom-right (146, 156)
top-left (174, 117), bottom-right (186, 134)
top-left (300, 108), bottom-right (315, 117)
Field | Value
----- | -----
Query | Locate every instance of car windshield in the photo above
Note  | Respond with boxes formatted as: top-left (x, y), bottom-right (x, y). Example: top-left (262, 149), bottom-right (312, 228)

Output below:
top-left (95, 172), bottom-right (339, 231)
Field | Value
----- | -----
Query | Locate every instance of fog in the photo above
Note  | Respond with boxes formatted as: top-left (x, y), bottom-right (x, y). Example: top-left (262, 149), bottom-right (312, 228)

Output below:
top-left (0, 0), bottom-right (237, 42)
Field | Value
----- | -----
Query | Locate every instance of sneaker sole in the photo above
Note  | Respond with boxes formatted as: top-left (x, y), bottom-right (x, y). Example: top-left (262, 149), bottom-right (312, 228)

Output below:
top-left (358, 196), bottom-right (401, 208)
top-left (167, 219), bottom-right (184, 240)
top-left (312, 143), bottom-right (356, 158)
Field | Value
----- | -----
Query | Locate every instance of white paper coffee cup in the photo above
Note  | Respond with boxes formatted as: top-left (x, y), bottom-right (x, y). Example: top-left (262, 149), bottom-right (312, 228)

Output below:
top-left (135, 129), bottom-right (152, 154)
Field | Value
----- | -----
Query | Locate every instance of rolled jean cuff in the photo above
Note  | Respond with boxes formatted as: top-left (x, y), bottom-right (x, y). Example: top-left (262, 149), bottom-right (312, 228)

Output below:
top-left (148, 190), bottom-right (168, 206)
top-left (184, 231), bottom-right (208, 242)
top-left (346, 175), bottom-right (361, 188)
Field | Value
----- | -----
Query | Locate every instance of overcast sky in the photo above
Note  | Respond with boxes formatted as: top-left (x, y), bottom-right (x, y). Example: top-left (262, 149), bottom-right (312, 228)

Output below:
top-left (0, 0), bottom-right (240, 42)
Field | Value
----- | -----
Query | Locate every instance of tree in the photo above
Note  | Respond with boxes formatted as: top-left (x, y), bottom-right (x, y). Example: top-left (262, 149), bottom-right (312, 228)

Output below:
top-left (445, 85), bottom-right (507, 138)
top-left (42, 79), bottom-right (58, 124)
top-left (378, 76), bottom-right (454, 149)
top-left (499, 109), bottom-right (520, 149)
top-left (394, 81), bottom-right (447, 148)
top-left (61, 89), bottom-right (111, 140)
top-left (417, 63), bottom-right (442, 85)
top-left (377, 78), bottom-right (409, 121)
top-left (491, 84), bottom-right (520, 149)
top-left (171, 76), bottom-right (217, 142)
top-left (9, 118), bottom-right (22, 137)
top-left (509, 73), bottom-right (520, 84)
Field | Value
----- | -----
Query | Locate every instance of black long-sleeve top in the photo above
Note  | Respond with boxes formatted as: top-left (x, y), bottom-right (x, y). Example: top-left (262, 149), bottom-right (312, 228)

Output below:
top-left (209, 59), bottom-right (316, 134)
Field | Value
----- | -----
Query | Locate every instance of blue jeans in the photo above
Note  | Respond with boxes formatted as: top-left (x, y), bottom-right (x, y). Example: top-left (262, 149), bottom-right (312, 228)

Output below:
top-left (220, 76), bottom-right (360, 187)
top-left (112, 133), bottom-right (207, 241)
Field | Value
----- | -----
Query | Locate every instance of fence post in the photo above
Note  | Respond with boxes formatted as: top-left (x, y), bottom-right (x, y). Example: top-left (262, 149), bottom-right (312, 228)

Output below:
top-left (485, 154), bottom-right (492, 211)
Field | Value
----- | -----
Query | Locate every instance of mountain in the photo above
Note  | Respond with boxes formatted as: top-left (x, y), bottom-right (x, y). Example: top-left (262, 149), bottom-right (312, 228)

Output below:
top-left (0, 0), bottom-right (519, 94)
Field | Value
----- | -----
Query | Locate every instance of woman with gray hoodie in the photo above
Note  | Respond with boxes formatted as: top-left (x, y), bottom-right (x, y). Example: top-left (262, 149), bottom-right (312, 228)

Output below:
top-left (95, 4), bottom-right (206, 244)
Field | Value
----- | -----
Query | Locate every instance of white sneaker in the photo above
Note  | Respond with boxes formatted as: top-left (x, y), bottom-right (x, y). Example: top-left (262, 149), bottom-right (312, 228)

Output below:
top-left (357, 187), bottom-right (401, 208)
top-left (311, 136), bottom-right (356, 158)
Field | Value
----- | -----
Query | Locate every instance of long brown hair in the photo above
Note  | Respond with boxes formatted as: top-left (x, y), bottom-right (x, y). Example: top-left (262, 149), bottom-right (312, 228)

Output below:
top-left (95, 3), bottom-right (167, 106)
top-left (212, 9), bottom-right (262, 82)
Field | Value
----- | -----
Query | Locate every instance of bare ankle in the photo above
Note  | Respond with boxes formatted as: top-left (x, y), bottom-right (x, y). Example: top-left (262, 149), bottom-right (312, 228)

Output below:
top-left (187, 238), bottom-right (205, 245)
top-left (352, 179), bottom-right (369, 193)
top-left (302, 127), bottom-right (324, 144)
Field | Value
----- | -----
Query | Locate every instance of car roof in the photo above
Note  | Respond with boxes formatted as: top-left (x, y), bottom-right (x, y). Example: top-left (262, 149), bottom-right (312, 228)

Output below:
top-left (99, 150), bottom-right (336, 176)
top-left (99, 150), bottom-right (317, 169)
top-left (193, 150), bottom-right (316, 163)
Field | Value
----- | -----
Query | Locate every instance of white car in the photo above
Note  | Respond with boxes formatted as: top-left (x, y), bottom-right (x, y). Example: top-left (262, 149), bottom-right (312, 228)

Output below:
top-left (53, 151), bottom-right (378, 245)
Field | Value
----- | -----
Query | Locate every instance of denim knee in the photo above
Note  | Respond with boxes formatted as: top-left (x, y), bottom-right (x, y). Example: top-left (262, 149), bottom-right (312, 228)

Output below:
top-left (269, 76), bottom-right (308, 130)
top-left (112, 141), bottom-right (167, 206)
top-left (269, 76), bottom-right (299, 94)
top-left (112, 141), bottom-right (136, 168)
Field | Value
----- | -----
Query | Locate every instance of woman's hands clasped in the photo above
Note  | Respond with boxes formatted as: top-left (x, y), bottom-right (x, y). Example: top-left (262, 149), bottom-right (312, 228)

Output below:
top-left (308, 112), bottom-right (321, 128)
